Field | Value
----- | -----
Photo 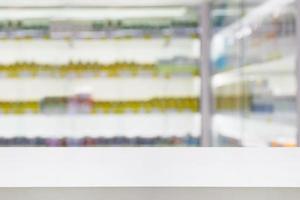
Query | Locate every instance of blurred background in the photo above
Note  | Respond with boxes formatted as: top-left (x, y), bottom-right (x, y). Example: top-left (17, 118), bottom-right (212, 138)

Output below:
top-left (0, 0), bottom-right (296, 147)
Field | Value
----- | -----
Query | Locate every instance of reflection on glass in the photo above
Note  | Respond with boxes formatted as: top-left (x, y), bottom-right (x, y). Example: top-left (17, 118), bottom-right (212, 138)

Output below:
top-left (212, 0), bottom-right (296, 147)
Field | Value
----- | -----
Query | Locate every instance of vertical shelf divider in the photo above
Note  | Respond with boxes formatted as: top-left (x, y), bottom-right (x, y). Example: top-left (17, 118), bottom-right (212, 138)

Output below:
top-left (200, 1), bottom-right (213, 147)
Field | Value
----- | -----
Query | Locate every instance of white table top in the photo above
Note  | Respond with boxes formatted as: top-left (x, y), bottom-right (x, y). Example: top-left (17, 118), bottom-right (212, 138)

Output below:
top-left (0, 148), bottom-right (299, 187)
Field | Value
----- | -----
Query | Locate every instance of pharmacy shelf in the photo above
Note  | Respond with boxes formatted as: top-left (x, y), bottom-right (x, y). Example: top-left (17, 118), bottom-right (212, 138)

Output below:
top-left (0, 148), bottom-right (299, 187)
top-left (213, 56), bottom-right (295, 96)
top-left (0, 56), bottom-right (293, 101)
top-left (0, 39), bottom-right (199, 64)
top-left (0, 77), bottom-right (199, 101)
top-left (0, 29), bottom-right (198, 40)
top-left (0, 56), bottom-right (294, 101)
top-left (214, 113), bottom-right (296, 147)
top-left (0, 113), bottom-right (200, 138)
top-left (0, 111), bottom-right (295, 146)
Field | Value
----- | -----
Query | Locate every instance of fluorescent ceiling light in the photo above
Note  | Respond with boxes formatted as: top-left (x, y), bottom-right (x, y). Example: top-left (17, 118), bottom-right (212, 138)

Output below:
top-left (0, 8), bottom-right (187, 20)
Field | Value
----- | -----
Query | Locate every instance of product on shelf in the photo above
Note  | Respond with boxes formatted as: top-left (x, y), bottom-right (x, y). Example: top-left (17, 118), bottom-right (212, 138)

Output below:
top-left (0, 95), bottom-right (265, 114)
top-left (0, 61), bottom-right (199, 78)
top-left (157, 57), bottom-right (200, 76)
top-left (40, 94), bottom-right (93, 114)
top-left (40, 97), bottom-right (68, 114)
top-left (0, 101), bottom-right (40, 114)
top-left (0, 135), bottom-right (200, 147)
top-left (0, 18), bottom-right (199, 40)
top-left (68, 93), bottom-right (93, 114)
top-left (0, 96), bottom-right (199, 114)
top-left (215, 95), bottom-right (252, 112)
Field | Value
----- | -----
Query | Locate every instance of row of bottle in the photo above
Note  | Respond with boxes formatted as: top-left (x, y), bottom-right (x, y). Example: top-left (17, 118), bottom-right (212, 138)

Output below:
top-left (7, 135), bottom-right (285, 147)
top-left (215, 95), bottom-right (252, 111)
top-left (216, 95), bottom-right (294, 114)
top-left (0, 96), bottom-right (256, 114)
top-left (0, 97), bottom-right (199, 114)
top-left (0, 62), bottom-right (199, 78)
top-left (0, 19), bottom-right (198, 30)
top-left (0, 30), bottom-right (199, 40)
top-left (92, 98), bottom-right (199, 114)
top-left (7, 135), bottom-right (293, 147)
top-left (0, 19), bottom-right (198, 40)
top-left (0, 135), bottom-right (200, 147)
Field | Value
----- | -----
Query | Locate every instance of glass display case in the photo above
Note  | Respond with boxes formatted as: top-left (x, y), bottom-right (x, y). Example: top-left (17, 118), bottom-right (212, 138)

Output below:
top-left (212, 0), bottom-right (297, 146)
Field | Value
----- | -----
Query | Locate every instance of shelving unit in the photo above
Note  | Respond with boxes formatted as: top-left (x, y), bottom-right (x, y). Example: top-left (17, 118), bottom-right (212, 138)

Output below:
top-left (0, 0), bottom-right (298, 147)
top-left (0, 0), bottom-right (204, 147)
